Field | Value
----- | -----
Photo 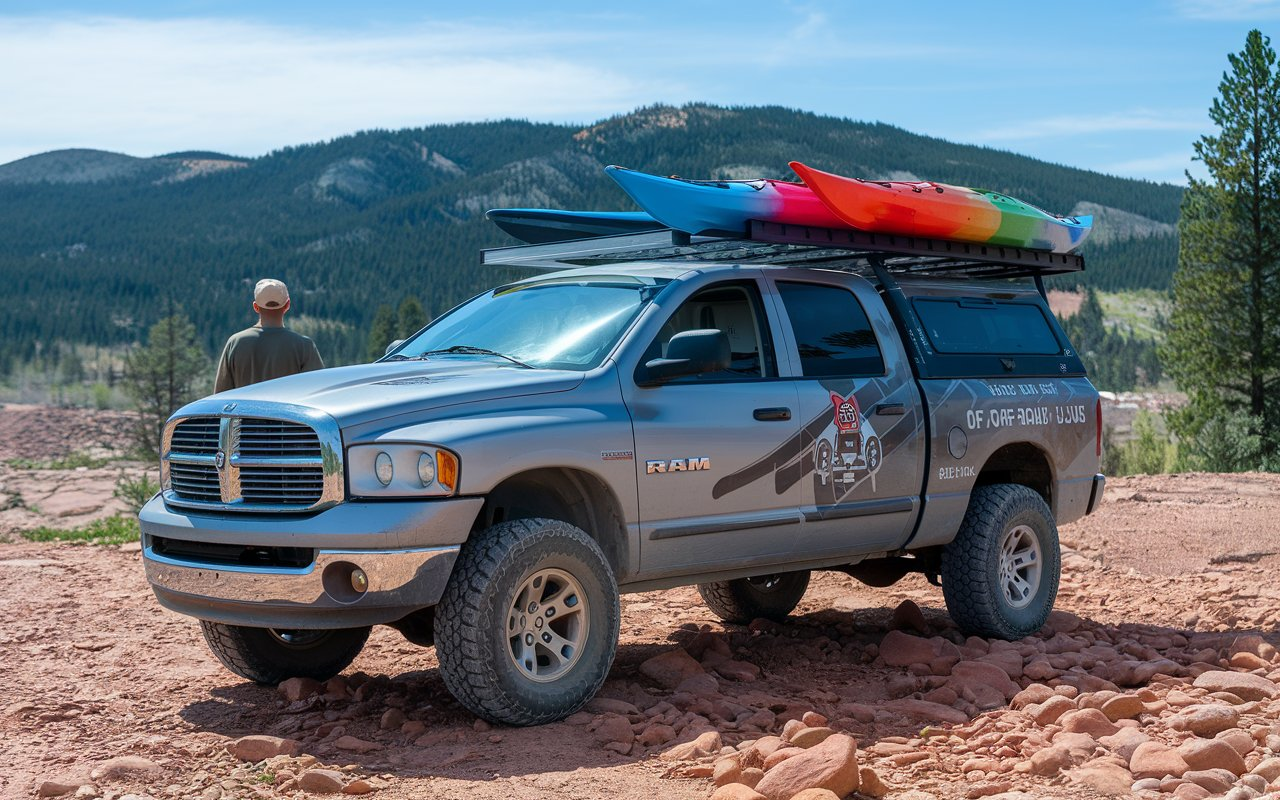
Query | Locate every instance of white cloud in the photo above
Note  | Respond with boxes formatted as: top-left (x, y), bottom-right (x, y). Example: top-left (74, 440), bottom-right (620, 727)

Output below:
top-left (1100, 151), bottom-right (1196, 182)
top-left (970, 111), bottom-right (1207, 143)
top-left (0, 15), bottom-right (663, 164)
top-left (1174, 0), bottom-right (1280, 20)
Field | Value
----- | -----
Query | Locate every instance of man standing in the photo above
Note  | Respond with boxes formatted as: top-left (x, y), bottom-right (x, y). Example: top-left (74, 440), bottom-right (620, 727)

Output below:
top-left (214, 279), bottom-right (324, 392)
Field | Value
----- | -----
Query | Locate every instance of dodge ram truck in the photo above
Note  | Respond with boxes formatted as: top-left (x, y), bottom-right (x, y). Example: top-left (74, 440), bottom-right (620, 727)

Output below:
top-left (140, 222), bottom-right (1105, 725)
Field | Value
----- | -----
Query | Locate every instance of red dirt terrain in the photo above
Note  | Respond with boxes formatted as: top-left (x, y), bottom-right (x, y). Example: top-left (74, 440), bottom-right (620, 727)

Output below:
top-left (1, 406), bottom-right (1279, 800)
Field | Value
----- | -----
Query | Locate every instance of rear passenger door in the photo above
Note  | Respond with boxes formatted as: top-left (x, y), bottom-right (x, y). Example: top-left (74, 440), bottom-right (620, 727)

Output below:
top-left (769, 275), bottom-right (925, 555)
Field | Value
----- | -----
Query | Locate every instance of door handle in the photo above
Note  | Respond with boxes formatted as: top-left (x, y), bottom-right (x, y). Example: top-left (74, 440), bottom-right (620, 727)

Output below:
top-left (753, 407), bottom-right (792, 421)
top-left (875, 403), bottom-right (906, 416)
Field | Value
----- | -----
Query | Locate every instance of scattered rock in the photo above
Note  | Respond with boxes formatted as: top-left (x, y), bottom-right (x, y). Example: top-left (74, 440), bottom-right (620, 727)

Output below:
top-left (640, 649), bottom-right (705, 689)
top-left (879, 630), bottom-right (935, 667)
top-left (1068, 763), bottom-right (1134, 796)
top-left (754, 733), bottom-right (859, 800)
top-left (883, 698), bottom-right (969, 725)
top-left (333, 736), bottom-right (381, 753)
top-left (298, 769), bottom-right (346, 794)
top-left (661, 731), bottom-right (723, 761)
top-left (89, 756), bottom-right (162, 781)
top-left (278, 677), bottom-right (322, 702)
top-left (859, 766), bottom-right (889, 798)
top-left (227, 735), bottom-right (301, 762)
top-left (379, 708), bottom-right (406, 730)
top-left (1099, 694), bottom-right (1145, 721)
top-left (788, 727), bottom-right (835, 749)
top-left (593, 714), bottom-right (635, 750)
top-left (37, 779), bottom-right (90, 798)
top-left (342, 779), bottom-right (375, 795)
top-left (710, 785), bottom-right (766, 800)
top-left (890, 599), bottom-right (929, 634)
top-left (1060, 708), bottom-right (1120, 738)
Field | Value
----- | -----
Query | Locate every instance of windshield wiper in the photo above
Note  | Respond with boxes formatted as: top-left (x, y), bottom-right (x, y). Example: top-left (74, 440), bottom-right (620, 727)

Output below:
top-left (415, 345), bottom-right (534, 369)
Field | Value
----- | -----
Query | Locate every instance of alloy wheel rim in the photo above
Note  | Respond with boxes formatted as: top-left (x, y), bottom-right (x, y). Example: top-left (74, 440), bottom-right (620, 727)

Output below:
top-left (506, 567), bottom-right (589, 683)
top-left (998, 524), bottom-right (1042, 610)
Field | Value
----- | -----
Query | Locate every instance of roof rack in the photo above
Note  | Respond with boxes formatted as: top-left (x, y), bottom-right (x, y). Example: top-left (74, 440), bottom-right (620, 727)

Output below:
top-left (482, 219), bottom-right (1084, 279)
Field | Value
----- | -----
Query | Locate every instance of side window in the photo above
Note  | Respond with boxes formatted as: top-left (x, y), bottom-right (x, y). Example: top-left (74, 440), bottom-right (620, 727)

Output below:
top-left (640, 281), bottom-right (776, 380)
top-left (777, 282), bottom-right (886, 377)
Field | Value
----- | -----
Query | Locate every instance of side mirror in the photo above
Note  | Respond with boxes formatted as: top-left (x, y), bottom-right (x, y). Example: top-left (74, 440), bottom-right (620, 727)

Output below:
top-left (637, 329), bottom-right (731, 386)
top-left (384, 339), bottom-right (406, 356)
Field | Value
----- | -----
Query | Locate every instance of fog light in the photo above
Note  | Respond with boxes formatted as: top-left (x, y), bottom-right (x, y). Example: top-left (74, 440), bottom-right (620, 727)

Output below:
top-left (350, 568), bottom-right (368, 593)
top-left (374, 451), bottom-right (393, 486)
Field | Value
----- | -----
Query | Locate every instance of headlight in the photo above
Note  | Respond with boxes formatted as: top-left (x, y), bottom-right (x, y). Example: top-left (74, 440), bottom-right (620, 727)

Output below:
top-left (348, 444), bottom-right (460, 497)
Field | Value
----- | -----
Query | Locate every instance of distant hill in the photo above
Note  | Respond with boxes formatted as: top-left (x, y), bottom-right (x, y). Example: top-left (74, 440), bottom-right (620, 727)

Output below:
top-left (0, 104), bottom-right (1182, 371)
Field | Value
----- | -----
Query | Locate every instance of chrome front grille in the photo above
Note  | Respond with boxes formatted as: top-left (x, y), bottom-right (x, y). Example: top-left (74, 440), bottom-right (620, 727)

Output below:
top-left (162, 404), bottom-right (343, 513)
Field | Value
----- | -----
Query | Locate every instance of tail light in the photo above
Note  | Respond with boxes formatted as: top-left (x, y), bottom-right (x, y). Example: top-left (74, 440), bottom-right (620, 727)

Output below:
top-left (1095, 397), bottom-right (1103, 458)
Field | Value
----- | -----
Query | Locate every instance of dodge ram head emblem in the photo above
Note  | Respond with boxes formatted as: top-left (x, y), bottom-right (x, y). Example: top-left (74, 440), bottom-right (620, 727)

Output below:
top-left (214, 450), bottom-right (226, 470)
top-left (646, 457), bottom-right (710, 474)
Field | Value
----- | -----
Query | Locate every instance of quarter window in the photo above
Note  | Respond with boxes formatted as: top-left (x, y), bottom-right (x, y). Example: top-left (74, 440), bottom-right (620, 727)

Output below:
top-left (913, 298), bottom-right (1061, 355)
top-left (777, 282), bottom-right (886, 377)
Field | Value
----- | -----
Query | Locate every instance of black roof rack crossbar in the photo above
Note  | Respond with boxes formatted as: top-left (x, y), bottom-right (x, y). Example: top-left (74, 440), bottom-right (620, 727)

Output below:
top-left (482, 220), bottom-right (1084, 277)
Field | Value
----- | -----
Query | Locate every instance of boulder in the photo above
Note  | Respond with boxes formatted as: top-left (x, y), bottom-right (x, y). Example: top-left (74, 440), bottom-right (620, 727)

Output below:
top-left (1099, 694), bottom-right (1145, 722)
top-left (1059, 708), bottom-right (1120, 738)
top-left (1182, 769), bottom-right (1236, 795)
top-left (1169, 704), bottom-right (1240, 737)
top-left (879, 630), bottom-right (936, 667)
top-left (298, 769), bottom-right (346, 794)
top-left (1177, 738), bottom-right (1247, 775)
top-left (754, 733), bottom-right (860, 800)
top-left (883, 698), bottom-right (969, 725)
top-left (1129, 741), bottom-right (1190, 780)
top-left (1192, 670), bottom-right (1278, 701)
top-left (640, 649), bottom-right (705, 689)
top-left (1028, 694), bottom-right (1076, 726)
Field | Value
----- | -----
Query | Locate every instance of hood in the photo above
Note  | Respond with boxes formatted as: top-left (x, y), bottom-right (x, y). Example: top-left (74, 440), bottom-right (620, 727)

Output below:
top-left (203, 360), bottom-right (585, 427)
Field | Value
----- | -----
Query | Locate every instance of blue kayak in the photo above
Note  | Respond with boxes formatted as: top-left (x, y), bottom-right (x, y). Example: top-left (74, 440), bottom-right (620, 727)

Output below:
top-left (486, 208), bottom-right (663, 244)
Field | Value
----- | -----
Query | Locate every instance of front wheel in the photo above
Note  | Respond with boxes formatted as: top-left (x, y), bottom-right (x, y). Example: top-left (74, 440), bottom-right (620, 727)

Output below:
top-left (698, 571), bottom-right (811, 624)
top-left (434, 518), bottom-right (619, 726)
top-left (941, 484), bottom-right (1060, 640)
top-left (200, 622), bottom-right (370, 684)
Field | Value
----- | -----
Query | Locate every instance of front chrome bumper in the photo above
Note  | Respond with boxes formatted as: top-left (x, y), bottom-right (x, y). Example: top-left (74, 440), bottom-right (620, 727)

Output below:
top-left (139, 494), bottom-right (482, 628)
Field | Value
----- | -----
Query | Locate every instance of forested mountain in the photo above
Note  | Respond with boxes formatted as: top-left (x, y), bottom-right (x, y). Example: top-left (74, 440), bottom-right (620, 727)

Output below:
top-left (0, 104), bottom-right (1182, 371)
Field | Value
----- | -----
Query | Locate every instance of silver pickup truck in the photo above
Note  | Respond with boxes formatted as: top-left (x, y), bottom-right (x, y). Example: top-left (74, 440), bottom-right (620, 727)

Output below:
top-left (139, 223), bottom-right (1104, 725)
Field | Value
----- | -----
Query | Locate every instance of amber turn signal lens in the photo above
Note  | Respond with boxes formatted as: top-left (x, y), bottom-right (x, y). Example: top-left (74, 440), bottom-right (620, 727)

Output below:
top-left (435, 450), bottom-right (459, 493)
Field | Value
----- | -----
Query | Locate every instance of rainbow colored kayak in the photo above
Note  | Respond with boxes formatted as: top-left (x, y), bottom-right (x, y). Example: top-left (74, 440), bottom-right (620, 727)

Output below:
top-left (789, 162), bottom-right (1092, 253)
top-left (605, 165), bottom-right (846, 236)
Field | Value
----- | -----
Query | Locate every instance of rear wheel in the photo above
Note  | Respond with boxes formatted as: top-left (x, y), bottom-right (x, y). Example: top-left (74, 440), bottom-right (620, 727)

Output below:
top-left (941, 484), bottom-right (1060, 640)
top-left (698, 571), bottom-right (811, 624)
top-left (199, 622), bottom-right (370, 684)
top-left (434, 518), bottom-right (619, 726)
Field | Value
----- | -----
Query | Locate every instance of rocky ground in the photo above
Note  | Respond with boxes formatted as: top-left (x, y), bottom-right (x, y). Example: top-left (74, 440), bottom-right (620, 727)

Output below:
top-left (1, 406), bottom-right (1279, 800)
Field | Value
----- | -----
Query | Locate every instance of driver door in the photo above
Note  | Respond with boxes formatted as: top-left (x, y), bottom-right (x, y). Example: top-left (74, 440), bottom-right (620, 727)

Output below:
top-left (622, 277), bottom-right (803, 577)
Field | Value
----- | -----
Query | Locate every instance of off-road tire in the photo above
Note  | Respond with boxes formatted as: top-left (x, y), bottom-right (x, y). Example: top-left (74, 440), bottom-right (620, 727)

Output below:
top-left (199, 622), bottom-right (370, 685)
top-left (941, 484), bottom-right (1060, 640)
top-left (434, 518), bottom-right (619, 726)
top-left (697, 571), bottom-right (811, 624)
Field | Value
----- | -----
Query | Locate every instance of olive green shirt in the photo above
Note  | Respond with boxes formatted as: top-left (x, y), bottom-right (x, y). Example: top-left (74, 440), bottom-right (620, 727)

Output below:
top-left (214, 325), bottom-right (324, 393)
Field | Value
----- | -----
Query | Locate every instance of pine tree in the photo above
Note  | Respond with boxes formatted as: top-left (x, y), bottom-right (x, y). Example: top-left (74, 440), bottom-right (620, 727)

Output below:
top-left (1165, 30), bottom-right (1280, 463)
top-left (123, 314), bottom-right (209, 457)
top-left (397, 296), bottom-right (429, 339)
top-left (367, 305), bottom-right (398, 361)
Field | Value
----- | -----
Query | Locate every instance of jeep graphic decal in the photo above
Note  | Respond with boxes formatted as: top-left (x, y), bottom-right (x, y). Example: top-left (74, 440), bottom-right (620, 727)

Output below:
top-left (712, 379), bottom-right (917, 503)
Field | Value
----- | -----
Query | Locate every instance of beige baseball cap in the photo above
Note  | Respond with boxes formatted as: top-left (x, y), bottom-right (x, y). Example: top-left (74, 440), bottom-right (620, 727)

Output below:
top-left (254, 278), bottom-right (289, 309)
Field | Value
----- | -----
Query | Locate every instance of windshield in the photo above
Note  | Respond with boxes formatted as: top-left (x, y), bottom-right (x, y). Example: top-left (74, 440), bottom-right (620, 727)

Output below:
top-left (391, 276), bottom-right (669, 371)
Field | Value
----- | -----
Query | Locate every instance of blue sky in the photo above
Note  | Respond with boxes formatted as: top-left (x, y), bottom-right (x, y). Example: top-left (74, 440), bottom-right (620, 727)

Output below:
top-left (0, 1), bottom-right (1276, 184)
